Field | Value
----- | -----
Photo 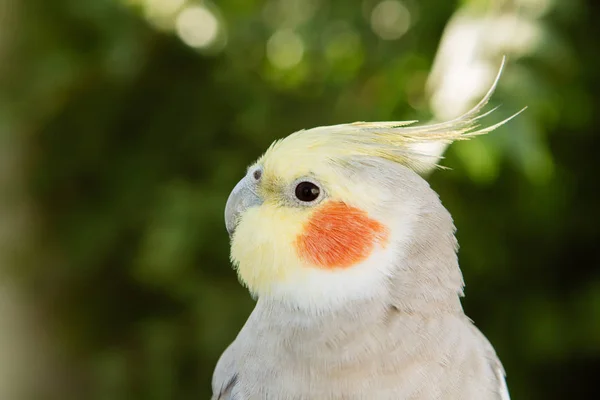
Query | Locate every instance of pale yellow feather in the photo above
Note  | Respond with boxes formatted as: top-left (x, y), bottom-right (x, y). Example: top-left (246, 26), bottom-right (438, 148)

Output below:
top-left (257, 57), bottom-right (525, 178)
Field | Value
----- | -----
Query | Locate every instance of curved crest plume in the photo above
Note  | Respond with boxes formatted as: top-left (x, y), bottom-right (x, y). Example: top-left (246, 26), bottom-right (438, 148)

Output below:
top-left (266, 57), bottom-right (526, 174)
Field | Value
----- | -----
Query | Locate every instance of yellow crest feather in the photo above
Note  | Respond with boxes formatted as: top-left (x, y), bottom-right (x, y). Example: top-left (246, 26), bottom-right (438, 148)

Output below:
top-left (260, 57), bottom-right (526, 175)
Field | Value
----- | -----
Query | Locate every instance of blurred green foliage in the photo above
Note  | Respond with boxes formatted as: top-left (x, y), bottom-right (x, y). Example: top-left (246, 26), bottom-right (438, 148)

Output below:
top-left (2, 0), bottom-right (599, 399)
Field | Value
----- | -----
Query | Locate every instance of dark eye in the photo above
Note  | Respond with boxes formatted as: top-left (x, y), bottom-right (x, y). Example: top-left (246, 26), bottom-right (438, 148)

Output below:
top-left (295, 181), bottom-right (320, 202)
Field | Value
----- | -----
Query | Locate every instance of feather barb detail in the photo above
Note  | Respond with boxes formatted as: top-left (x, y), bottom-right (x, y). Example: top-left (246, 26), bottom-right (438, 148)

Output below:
top-left (261, 56), bottom-right (526, 174)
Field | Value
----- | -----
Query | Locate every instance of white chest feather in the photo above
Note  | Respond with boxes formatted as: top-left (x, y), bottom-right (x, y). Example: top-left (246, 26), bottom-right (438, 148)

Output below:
top-left (213, 299), bottom-right (508, 400)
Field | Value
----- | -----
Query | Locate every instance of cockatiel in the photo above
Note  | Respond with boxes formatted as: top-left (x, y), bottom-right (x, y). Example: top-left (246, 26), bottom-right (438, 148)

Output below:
top-left (213, 62), bottom-right (522, 400)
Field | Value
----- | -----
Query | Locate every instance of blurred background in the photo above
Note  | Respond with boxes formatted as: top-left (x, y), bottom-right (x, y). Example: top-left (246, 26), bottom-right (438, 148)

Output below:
top-left (1, 0), bottom-right (598, 398)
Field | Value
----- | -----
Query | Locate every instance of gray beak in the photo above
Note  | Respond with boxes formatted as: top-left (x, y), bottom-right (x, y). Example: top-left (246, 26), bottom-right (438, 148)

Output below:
top-left (224, 176), bottom-right (263, 236)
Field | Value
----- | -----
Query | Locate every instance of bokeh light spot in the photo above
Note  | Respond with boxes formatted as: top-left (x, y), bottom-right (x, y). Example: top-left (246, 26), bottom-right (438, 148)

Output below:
top-left (176, 5), bottom-right (219, 49)
top-left (266, 29), bottom-right (304, 70)
top-left (324, 22), bottom-right (361, 63)
top-left (370, 0), bottom-right (411, 40)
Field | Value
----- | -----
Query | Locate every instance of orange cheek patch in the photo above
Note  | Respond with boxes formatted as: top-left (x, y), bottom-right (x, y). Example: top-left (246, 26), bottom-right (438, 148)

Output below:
top-left (295, 202), bottom-right (390, 269)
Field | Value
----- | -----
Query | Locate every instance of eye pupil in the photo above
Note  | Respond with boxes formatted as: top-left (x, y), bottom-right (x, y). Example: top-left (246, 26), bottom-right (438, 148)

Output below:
top-left (253, 169), bottom-right (262, 180)
top-left (295, 181), bottom-right (320, 202)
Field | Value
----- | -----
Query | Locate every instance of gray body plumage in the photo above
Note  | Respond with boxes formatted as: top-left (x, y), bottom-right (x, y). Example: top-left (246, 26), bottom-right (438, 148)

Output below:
top-left (213, 159), bottom-right (509, 400)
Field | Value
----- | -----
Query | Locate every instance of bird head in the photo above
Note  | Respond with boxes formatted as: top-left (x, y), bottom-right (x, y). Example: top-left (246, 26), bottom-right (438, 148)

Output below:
top-left (225, 62), bottom-right (523, 312)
